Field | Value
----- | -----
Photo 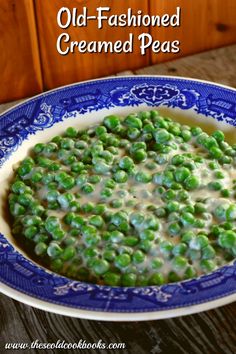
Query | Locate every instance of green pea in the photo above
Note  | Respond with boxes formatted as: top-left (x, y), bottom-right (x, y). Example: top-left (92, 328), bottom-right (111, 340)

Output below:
top-left (181, 230), bottom-right (195, 244)
top-left (60, 176), bottom-right (75, 190)
top-left (94, 160), bottom-right (110, 174)
top-left (135, 275), bottom-right (148, 286)
top-left (181, 130), bottom-right (192, 142)
top-left (133, 149), bottom-right (147, 162)
top-left (168, 212), bottom-right (179, 223)
top-left (182, 204), bottom-right (195, 214)
top-left (124, 115), bottom-right (142, 129)
top-left (62, 246), bottom-right (76, 261)
top-left (69, 201), bottom-right (81, 212)
top-left (184, 266), bottom-right (197, 279)
top-left (218, 230), bottom-right (236, 249)
top-left (110, 199), bottom-right (123, 208)
top-left (111, 211), bottom-right (128, 227)
top-left (200, 259), bottom-right (216, 272)
top-left (208, 181), bottom-right (222, 191)
top-left (151, 258), bottom-right (164, 269)
top-left (212, 130), bottom-right (225, 142)
top-left (24, 226), bottom-right (38, 239)
top-left (162, 171), bottom-right (174, 188)
top-left (153, 129), bottom-right (171, 144)
top-left (152, 172), bottom-right (163, 185)
top-left (11, 181), bottom-right (27, 194)
top-left (51, 259), bottom-right (63, 272)
top-left (189, 234), bottom-right (209, 250)
top-left (214, 170), bottom-right (224, 179)
top-left (130, 212), bottom-right (145, 227)
top-left (160, 240), bottom-right (173, 255)
top-left (132, 250), bottom-right (145, 264)
top-left (214, 205), bottom-right (228, 220)
top-left (22, 215), bottom-right (41, 227)
top-left (149, 273), bottom-right (164, 285)
top-left (71, 162), bottom-right (85, 173)
top-left (180, 212), bottom-right (195, 226)
top-left (123, 236), bottom-right (138, 247)
top-left (103, 250), bottom-right (116, 261)
top-left (65, 127), bottom-right (77, 138)
top-left (172, 243), bottom-right (187, 256)
top-left (114, 170), bottom-right (128, 183)
top-left (168, 271), bottom-right (181, 283)
top-left (177, 190), bottom-right (189, 202)
top-left (47, 242), bottom-right (63, 258)
top-left (100, 188), bottom-right (113, 198)
top-left (166, 201), bottom-right (180, 213)
top-left (221, 189), bottom-right (230, 198)
top-left (82, 202), bottom-right (95, 213)
top-left (18, 194), bottom-right (34, 207)
top-left (34, 242), bottom-right (47, 256)
top-left (226, 205), bottom-right (236, 221)
top-left (51, 228), bottom-right (65, 241)
top-left (171, 155), bottom-right (184, 165)
top-left (31, 171), bottom-right (43, 183)
top-left (209, 146), bottom-right (223, 159)
top-left (154, 154), bottom-right (167, 165)
top-left (95, 125), bottom-right (107, 136)
top-left (202, 245), bottom-right (216, 259)
top-left (115, 253), bottom-right (131, 268)
top-left (34, 233), bottom-right (48, 243)
top-left (121, 273), bottom-right (137, 287)
top-left (172, 256), bottom-right (188, 270)
top-left (89, 215), bottom-right (104, 228)
top-left (168, 222), bottom-right (181, 236)
top-left (34, 143), bottom-right (44, 153)
top-left (184, 175), bottom-right (200, 190)
top-left (194, 202), bottom-right (206, 214)
top-left (93, 204), bottom-right (107, 215)
top-left (82, 225), bottom-right (97, 238)
top-left (104, 272), bottom-right (121, 286)
top-left (17, 163), bottom-right (33, 177)
top-left (174, 167), bottom-right (191, 182)
top-left (162, 189), bottom-right (177, 201)
top-left (154, 207), bottom-right (166, 218)
top-left (110, 230), bottom-right (124, 243)
top-left (119, 156), bottom-right (134, 171)
top-left (93, 259), bottom-right (110, 275)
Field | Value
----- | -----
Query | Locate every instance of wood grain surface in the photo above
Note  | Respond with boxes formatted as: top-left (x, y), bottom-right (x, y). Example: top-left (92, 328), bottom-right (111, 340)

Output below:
top-left (136, 44), bottom-right (236, 88)
top-left (150, 0), bottom-right (236, 64)
top-left (0, 45), bottom-right (236, 354)
top-left (1, 1), bottom-right (236, 102)
top-left (0, 295), bottom-right (236, 354)
top-left (35, 0), bottom-right (150, 90)
top-left (0, 0), bottom-right (43, 104)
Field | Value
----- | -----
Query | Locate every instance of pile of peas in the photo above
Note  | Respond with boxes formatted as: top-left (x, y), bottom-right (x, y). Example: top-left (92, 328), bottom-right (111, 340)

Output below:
top-left (9, 110), bottom-right (236, 286)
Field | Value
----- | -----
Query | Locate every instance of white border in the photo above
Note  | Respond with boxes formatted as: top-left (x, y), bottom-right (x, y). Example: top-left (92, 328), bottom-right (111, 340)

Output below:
top-left (0, 75), bottom-right (236, 320)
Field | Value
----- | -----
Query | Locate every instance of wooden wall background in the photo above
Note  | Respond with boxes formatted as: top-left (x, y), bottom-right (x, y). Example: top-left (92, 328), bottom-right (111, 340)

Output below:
top-left (0, 0), bottom-right (42, 103)
top-left (0, 0), bottom-right (236, 103)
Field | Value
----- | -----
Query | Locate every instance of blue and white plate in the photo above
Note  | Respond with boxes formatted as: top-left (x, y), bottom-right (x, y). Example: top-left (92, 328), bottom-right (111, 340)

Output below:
top-left (0, 76), bottom-right (235, 321)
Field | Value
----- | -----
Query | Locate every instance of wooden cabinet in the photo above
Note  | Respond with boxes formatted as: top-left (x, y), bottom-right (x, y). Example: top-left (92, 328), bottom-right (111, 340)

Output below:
top-left (0, 0), bottom-right (236, 103)
top-left (35, 0), bottom-right (150, 90)
top-left (150, 0), bottom-right (236, 64)
top-left (0, 0), bottom-right (42, 103)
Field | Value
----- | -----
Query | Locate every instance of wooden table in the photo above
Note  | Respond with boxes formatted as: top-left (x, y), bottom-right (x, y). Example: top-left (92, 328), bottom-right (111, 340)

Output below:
top-left (1, 45), bottom-right (236, 354)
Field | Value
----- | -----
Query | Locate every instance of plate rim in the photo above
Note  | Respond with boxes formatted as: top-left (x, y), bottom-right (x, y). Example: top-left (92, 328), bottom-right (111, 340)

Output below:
top-left (1, 74), bottom-right (236, 119)
top-left (0, 281), bottom-right (235, 321)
